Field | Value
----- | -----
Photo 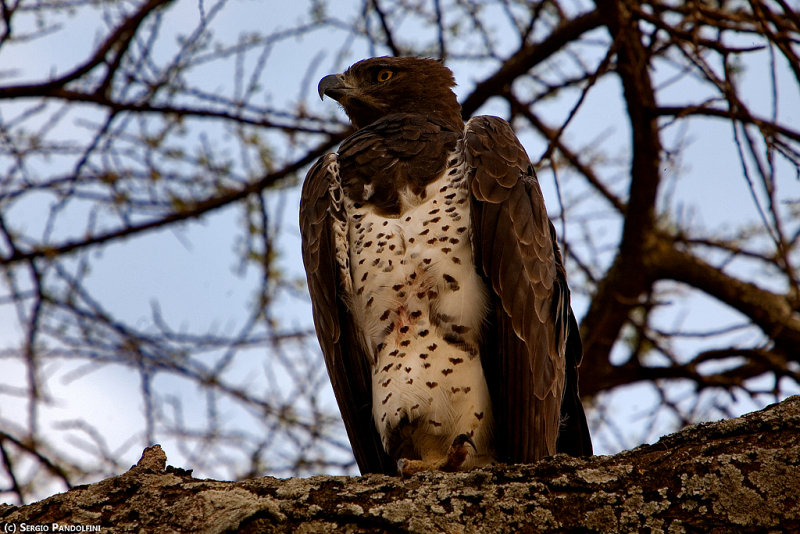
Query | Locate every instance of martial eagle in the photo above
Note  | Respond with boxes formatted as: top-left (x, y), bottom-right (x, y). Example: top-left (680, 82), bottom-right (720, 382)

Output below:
top-left (301, 56), bottom-right (591, 475)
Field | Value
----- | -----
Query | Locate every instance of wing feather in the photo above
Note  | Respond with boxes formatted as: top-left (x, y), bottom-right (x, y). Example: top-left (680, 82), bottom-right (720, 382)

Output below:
top-left (465, 115), bottom-right (591, 462)
top-left (300, 154), bottom-right (396, 474)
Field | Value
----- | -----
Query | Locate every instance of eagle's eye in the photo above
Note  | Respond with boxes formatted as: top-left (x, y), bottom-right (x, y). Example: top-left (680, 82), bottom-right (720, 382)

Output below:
top-left (375, 69), bottom-right (393, 82)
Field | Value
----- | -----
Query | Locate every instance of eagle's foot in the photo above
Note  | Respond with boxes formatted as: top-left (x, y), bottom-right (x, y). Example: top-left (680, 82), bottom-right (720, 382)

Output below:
top-left (441, 433), bottom-right (477, 471)
top-left (397, 433), bottom-right (477, 477)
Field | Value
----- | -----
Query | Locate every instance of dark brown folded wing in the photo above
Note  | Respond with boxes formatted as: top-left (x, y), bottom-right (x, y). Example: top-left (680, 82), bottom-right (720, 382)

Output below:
top-left (299, 154), bottom-right (396, 474)
top-left (465, 115), bottom-right (589, 461)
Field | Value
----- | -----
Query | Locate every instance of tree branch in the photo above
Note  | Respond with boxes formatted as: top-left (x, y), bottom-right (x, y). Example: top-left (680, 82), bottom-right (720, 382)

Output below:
top-left (3, 396), bottom-right (800, 532)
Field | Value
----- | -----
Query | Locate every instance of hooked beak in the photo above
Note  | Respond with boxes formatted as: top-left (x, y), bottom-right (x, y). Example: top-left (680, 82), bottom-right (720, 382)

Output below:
top-left (317, 73), bottom-right (348, 101)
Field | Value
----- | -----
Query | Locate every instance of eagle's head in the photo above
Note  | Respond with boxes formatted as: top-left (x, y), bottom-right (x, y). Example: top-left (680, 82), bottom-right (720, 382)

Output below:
top-left (318, 56), bottom-right (463, 130)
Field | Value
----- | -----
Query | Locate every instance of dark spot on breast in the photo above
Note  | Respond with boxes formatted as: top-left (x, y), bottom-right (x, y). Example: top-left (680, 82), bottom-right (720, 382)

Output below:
top-left (474, 412), bottom-right (484, 420)
top-left (427, 238), bottom-right (437, 244)
top-left (380, 310), bottom-right (391, 321)
top-left (382, 363), bottom-right (393, 372)
top-left (445, 206), bottom-right (457, 213)
top-left (429, 419), bottom-right (442, 427)
top-left (377, 232), bottom-right (385, 238)
top-left (405, 367), bottom-right (412, 374)
top-left (441, 225), bottom-right (450, 231)
top-left (438, 236), bottom-right (448, 242)
top-left (443, 274), bottom-right (459, 290)
top-left (416, 291), bottom-right (426, 299)
top-left (452, 257), bottom-right (461, 264)
top-left (389, 349), bottom-right (399, 356)
top-left (418, 353), bottom-right (428, 359)
top-left (423, 362), bottom-right (431, 369)
top-left (381, 378), bottom-right (391, 387)
top-left (457, 227), bottom-right (467, 233)
top-left (410, 310), bottom-right (422, 318)
top-left (463, 387), bottom-right (471, 393)
top-left (444, 192), bottom-right (457, 199)
top-left (442, 247), bottom-right (452, 254)
top-left (361, 272), bottom-right (368, 282)
top-left (359, 258), bottom-right (365, 265)
top-left (405, 216), bottom-right (412, 222)
top-left (357, 286), bottom-right (364, 295)
top-left (372, 258), bottom-right (381, 266)
top-left (397, 352), bottom-right (406, 358)
top-left (381, 413), bottom-right (386, 422)
top-left (392, 284), bottom-right (404, 291)
top-left (408, 237), bottom-right (415, 243)
top-left (449, 357), bottom-right (464, 365)
top-left (382, 393), bottom-right (392, 404)
top-left (449, 238), bottom-right (460, 244)
top-left (383, 221), bottom-right (388, 226)
top-left (426, 381), bottom-right (438, 389)
top-left (441, 368), bottom-right (453, 376)
top-left (400, 340), bottom-right (410, 347)
top-left (434, 312), bottom-right (452, 323)
top-left (423, 258), bottom-right (432, 265)
top-left (429, 208), bottom-right (440, 215)
top-left (440, 185), bottom-right (448, 192)
top-left (376, 342), bottom-right (386, 352)
top-left (419, 228), bottom-right (430, 235)
top-left (366, 297), bottom-right (374, 307)
top-left (399, 325), bottom-right (410, 333)
top-left (428, 343), bottom-right (438, 351)
top-left (452, 324), bottom-right (471, 334)
top-left (411, 404), bottom-right (419, 410)
top-left (451, 387), bottom-right (461, 393)
top-left (418, 329), bottom-right (429, 337)
top-left (378, 241), bottom-right (387, 247)
top-left (443, 334), bottom-right (462, 345)
top-left (364, 241), bottom-right (373, 247)
top-left (389, 244), bottom-right (396, 250)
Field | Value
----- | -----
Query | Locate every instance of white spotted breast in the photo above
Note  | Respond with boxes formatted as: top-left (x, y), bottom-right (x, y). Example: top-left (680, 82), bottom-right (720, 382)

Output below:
top-left (341, 149), bottom-right (495, 464)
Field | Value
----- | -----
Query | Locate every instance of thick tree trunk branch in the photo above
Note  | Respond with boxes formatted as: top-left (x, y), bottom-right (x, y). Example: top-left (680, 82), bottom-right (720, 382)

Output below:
top-left (580, 0), bottom-right (667, 394)
top-left (3, 397), bottom-right (799, 533)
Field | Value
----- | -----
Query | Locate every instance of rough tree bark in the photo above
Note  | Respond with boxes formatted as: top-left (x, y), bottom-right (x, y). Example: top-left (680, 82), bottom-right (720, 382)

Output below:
top-left (2, 396), bottom-right (799, 533)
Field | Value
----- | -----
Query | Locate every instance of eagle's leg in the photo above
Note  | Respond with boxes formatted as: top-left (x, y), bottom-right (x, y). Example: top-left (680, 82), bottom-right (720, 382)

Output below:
top-left (397, 433), bottom-right (477, 477)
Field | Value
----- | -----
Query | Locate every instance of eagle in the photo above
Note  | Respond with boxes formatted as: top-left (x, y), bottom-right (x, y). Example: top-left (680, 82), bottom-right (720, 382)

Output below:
top-left (300, 56), bottom-right (591, 475)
